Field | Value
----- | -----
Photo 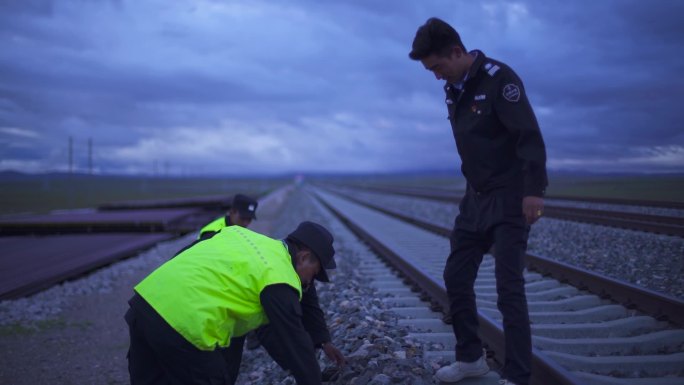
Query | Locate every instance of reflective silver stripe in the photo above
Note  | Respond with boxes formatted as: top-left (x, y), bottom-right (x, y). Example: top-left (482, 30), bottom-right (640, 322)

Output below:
top-left (488, 65), bottom-right (500, 76)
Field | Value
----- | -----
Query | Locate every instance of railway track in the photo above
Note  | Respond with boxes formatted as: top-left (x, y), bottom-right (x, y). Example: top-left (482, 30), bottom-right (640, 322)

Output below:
top-left (342, 184), bottom-right (684, 238)
top-left (310, 186), bottom-right (684, 385)
top-left (5, 181), bottom-right (682, 383)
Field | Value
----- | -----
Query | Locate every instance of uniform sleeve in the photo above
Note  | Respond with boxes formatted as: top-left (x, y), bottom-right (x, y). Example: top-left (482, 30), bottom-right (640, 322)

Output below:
top-left (493, 69), bottom-right (548, 196)
top-left (260, 284), bottom-right (322, 385)
top-left (301, 284), bottom-right (332, 347)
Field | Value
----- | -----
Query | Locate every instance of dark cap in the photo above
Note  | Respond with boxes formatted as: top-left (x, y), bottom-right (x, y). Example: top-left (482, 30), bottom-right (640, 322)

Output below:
top-left (287, 221), bottom-right (336, 282)
top-left (231, 194), bottom-right (258, 219)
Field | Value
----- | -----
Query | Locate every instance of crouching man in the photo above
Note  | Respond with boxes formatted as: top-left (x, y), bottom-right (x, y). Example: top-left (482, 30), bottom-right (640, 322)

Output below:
top-left (125, 221), bottom-right (344, 385)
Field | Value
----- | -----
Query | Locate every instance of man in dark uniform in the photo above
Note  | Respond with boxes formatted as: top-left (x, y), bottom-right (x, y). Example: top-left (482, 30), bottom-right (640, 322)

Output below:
top-left (409, 18), bottom-right (547, 385)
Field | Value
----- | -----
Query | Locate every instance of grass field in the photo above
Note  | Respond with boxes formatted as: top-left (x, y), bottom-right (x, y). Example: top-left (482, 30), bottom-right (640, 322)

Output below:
top-left (0, 174), bottom-right (290, 216)
top-left (1, 172), bottom-right (682, 216)
top-left (544, 174), bottom-right (684, 202)
top-left (314, 172), bottom-right (684, 204)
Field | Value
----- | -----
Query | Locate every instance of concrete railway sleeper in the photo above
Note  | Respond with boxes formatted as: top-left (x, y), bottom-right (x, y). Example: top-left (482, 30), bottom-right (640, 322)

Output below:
top-left (311, 187), bottom-right (684, 385)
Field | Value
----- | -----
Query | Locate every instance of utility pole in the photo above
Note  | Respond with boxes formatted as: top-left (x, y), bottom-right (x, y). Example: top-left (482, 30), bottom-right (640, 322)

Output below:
top-left (88, 137), bottom-right (93, 175)
top-left (68, 136), bottom-right (73, 174)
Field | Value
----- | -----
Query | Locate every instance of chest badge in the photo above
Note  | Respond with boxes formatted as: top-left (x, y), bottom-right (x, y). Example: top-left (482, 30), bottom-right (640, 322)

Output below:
top-left (502, 84), bottom-right (520, 102)
top-left (474, 94), bottom-right (486, 101)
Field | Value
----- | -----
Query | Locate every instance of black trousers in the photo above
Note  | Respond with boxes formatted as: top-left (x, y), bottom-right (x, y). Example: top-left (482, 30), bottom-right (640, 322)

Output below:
top-left (125, 294), bottom-right (231, 385)
top-left (223, 323), bottom-right (293, 384)
top-left (444, 189), bottom-right (531, 385)
top-left (221, 336), bottom-right (245, 385)
top-left (126, 294), bottom-right (295, 385)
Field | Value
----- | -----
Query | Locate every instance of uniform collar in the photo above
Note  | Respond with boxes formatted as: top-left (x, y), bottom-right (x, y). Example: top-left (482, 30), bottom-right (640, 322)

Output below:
top-left (465, 50), bottom-right (486, 81)
top-left (448, 50), bottom-right (486, 90)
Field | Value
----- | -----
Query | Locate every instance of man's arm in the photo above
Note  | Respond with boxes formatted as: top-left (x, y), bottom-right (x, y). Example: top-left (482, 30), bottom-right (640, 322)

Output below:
top-left (301, 285), bottom-right (345, 366)
top-left (301, 284), bottom-right (330, 345)
top-left (260, 284), bottom-right (321, 385)
top-left (494, 69), bottom-right (548, 198)
top-left (494, 68), bottom-right (548, 224)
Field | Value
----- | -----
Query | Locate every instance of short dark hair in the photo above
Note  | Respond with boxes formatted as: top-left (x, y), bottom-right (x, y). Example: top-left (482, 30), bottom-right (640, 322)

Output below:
top-left (409, 17), bottom-right (465, 60)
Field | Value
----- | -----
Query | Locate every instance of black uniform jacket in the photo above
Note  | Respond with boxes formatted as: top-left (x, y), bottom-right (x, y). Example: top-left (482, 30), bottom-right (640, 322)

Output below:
top-left (270, 239), bottom-right (331, 347)
top-left (256, 242), bottom-right (332, 385)
top-left (257, 242), bottom-right (330, 385)
top-left (445, 50), bottom-right (547, 197)
top-left (258, 284), bottom-right (323, 385)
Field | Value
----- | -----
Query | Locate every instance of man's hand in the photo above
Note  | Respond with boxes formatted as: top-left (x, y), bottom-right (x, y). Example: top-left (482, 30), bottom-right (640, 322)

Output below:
top-left (322, 342), bottom-right (346, 367)
top-left (523, 196), bottom-right (544, 225)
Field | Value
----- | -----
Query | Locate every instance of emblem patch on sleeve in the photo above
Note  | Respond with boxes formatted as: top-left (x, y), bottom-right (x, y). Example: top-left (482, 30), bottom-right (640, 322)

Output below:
top-left (502, 83), bottom-right (520, 102)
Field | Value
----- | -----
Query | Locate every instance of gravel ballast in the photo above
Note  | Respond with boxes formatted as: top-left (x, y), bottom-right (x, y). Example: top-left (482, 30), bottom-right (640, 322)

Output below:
top-left (2, 184), bottom-right (679, 384)
top-left (0, 187), bottom-right (442, 384)
top-left (331, 187), bottom-right (684, 300)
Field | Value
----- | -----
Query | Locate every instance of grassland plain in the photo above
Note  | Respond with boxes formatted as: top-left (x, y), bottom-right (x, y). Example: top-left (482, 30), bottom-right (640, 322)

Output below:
top-left (316, 172), bottom-right (684, 204)
top-left (0, 173), bottom-right (290, 216)
top-left (1, 172), bottom-right (682, 216)
top-left (0, 171), bottom-right (681, 384)
top-left (544, 173), bottom-right (684, 202)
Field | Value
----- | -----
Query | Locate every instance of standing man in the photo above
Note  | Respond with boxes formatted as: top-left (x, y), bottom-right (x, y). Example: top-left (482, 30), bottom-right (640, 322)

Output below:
top-left (126, 221), bottom-right (344, 385)
top-left (198, 193), bottom-right (258, 239)
top-left (409, 18), bottom-right (547, 385)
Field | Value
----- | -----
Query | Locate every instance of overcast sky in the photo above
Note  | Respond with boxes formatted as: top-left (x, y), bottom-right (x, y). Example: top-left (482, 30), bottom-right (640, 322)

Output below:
top-left (1, 0), bottom-right (683, 176)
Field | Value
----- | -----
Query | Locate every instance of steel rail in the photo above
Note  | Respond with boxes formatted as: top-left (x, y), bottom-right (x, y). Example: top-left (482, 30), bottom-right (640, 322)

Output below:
top-left (345, 183), bottom-right (684, 210)
top-left (323, 186), bottom-right (684, 327)
top-left (314, 192), bottom-right (582, 385)
top-left (336, 184), bottom-right (684, 238)
top-left (542, 206), bottom-right (684, 237)
top-left (547, 194), bottom-right (684, 210)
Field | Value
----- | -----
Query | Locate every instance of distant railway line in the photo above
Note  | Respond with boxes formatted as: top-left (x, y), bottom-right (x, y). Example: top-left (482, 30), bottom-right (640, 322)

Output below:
top-left (343, 184), bottom-right (684, 238)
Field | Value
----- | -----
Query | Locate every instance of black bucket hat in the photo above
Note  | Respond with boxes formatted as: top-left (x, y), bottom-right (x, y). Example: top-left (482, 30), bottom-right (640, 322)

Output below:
top-left (287, 221), bottom-right (336, 282)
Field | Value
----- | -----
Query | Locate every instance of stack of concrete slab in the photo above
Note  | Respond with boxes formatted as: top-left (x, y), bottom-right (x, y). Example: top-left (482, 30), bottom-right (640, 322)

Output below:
top-left (0, 195), bottom-right (234, 300)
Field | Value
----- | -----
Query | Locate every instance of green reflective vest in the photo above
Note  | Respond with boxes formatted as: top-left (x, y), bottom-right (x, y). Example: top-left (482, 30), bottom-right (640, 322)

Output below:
top-left (135, 226), bottom-right (302, 351)
top-left (197, 216), bottom-right (228, 239)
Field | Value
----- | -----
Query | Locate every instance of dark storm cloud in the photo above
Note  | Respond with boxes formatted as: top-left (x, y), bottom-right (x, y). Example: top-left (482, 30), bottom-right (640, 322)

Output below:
top-left (0, 0), bottom-right (682, 174)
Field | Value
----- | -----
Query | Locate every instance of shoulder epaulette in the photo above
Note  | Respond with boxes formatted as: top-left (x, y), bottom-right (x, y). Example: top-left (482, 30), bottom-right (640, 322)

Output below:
top-left (483, 62), bottom-right (500, 76)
